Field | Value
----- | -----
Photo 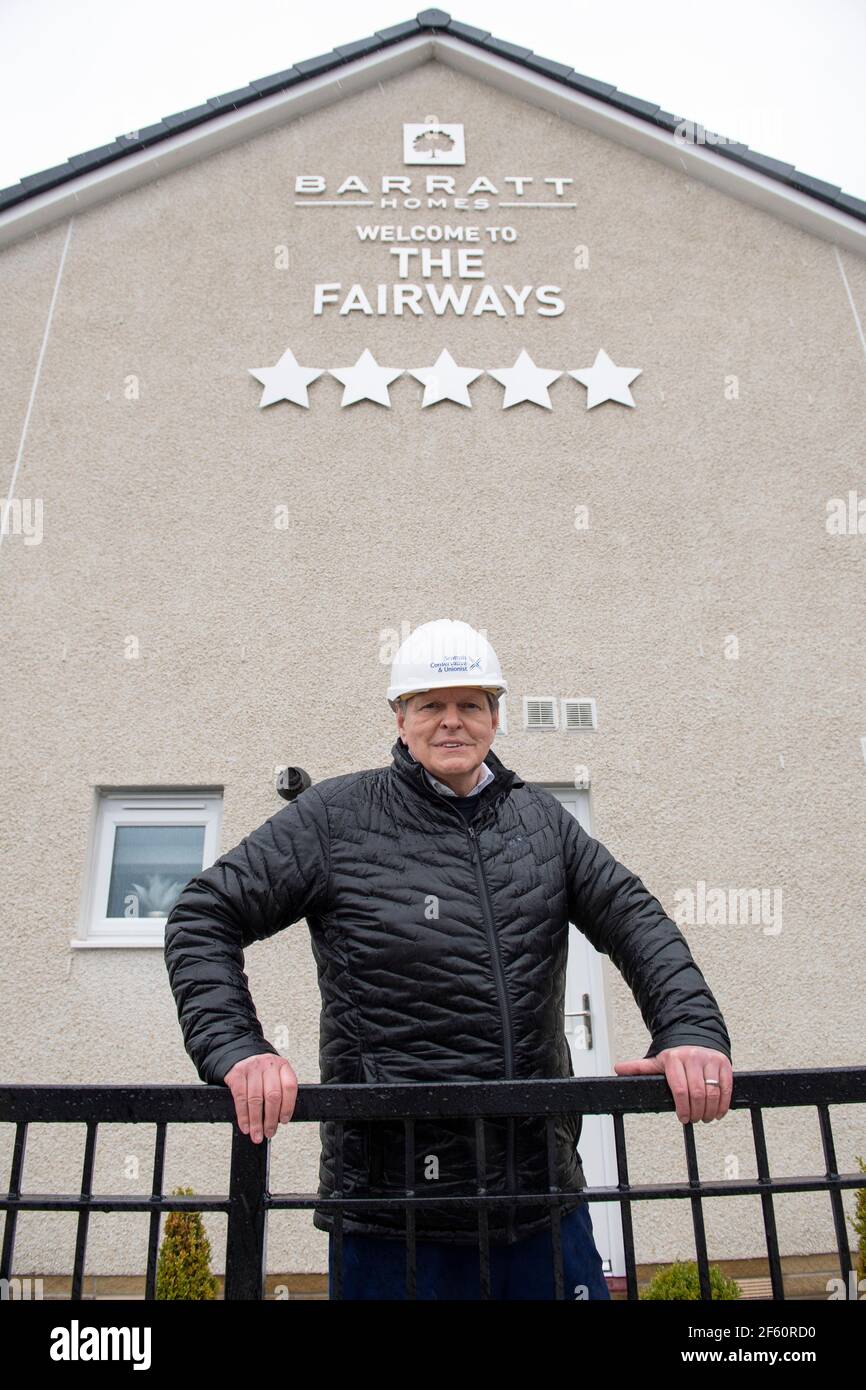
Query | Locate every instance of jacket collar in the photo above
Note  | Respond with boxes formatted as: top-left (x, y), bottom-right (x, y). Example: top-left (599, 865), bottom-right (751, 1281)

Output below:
top-left (389, 736), bottom-right (524, 826)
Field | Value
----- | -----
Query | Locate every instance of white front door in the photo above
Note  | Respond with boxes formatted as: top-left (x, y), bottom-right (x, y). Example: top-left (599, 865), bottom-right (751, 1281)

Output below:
top-left (539, 782), bottom-right (625, 1281)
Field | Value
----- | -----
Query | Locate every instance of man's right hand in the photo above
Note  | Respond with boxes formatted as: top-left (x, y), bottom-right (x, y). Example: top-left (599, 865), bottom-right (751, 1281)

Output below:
top-left (223, 1054), bottom-right (298, 1143)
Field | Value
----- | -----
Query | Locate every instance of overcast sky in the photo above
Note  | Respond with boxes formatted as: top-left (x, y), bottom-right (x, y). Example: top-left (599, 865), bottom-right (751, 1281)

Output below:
top-left (1, 0), bottom-right (864, 200)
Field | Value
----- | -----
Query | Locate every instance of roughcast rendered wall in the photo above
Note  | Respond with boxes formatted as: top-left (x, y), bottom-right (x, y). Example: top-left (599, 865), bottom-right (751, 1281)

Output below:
top-left (0, 57), bottom-right (863, 1276)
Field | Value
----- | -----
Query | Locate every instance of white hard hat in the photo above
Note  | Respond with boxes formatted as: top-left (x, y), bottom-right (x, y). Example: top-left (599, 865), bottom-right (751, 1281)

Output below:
top-left (387, 619), bottom-right (508, 709)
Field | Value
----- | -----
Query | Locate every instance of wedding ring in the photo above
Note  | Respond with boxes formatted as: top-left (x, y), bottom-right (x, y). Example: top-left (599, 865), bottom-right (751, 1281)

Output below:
top-left (705, 1079), bottom-right (720, 1087)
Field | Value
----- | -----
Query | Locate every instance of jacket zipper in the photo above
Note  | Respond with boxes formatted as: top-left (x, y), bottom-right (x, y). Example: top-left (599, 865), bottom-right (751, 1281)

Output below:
top-left (465, 820), bottom-right (518, 1244)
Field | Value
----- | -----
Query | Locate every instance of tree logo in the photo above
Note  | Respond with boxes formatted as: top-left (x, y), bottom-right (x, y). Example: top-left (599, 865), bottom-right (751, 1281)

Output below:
top-left (403, 116), bottom-right (466, 165)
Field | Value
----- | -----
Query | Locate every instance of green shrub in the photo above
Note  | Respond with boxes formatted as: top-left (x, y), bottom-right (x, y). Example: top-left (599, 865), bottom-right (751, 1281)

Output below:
top-left (848, 1154), bottom-right (866, 1283)
top-left (641, 1259), bottom-right (741, 1300)
top-left (155, 1186), bottom-right (220, 1300)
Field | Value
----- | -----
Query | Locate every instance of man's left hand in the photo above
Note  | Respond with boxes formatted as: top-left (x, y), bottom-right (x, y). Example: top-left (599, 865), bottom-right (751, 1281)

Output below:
top-left (614, 1046), bottom-right (733, 1124)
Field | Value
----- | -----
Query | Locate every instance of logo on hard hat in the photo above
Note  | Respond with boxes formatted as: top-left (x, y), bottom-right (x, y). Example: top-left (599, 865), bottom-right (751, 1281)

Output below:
top-left (430, 655), bottom-right (482, 673)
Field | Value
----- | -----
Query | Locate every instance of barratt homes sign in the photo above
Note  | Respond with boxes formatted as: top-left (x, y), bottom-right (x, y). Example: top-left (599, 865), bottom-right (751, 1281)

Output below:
top-left (248, 117), bottom-right (641, 411)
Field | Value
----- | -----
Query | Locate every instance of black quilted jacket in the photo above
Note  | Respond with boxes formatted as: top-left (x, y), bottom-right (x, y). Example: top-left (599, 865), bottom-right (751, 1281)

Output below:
top-left (164, 736), bottom-right (732, 1244)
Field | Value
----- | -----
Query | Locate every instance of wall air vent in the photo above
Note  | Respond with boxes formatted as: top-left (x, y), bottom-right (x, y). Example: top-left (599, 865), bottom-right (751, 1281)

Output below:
top-left (523, 697), bottom-right (558, 731)
top-left (561, 698), bottom-right (597, 731)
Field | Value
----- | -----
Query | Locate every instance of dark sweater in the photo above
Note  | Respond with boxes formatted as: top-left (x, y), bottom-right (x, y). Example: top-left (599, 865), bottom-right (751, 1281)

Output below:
top-left (444, 794), bottom-right (481, 822)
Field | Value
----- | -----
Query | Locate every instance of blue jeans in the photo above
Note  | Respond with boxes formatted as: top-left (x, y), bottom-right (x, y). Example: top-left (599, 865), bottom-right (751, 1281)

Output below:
top-left (328, 1201), bottom-right (611, 1300)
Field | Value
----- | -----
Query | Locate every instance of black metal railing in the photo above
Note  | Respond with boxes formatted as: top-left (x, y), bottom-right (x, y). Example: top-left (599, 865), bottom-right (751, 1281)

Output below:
top-left (1, 1067), bottom-right (863, 1300)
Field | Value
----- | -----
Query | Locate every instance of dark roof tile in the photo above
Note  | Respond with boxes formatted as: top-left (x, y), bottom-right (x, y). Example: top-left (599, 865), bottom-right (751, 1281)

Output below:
top-left (120, 120), bottom-right (173, 143)
top-left (607, 91), bottom-right (661, 120)
top-left (205, 87), bottom-right (261, 111)
top-left (522, 55), bottom-right (574, 81)
top-left (20, 164), bottom-right (73, 189)
top-left (564, 70), bottom-right (617, 99)
top-left (484, 36), bottom-right (533, 61)
top-left (67, 142), bottom-right (125, 168)
top-left (837, 191), bottom-right (866, 218)
top-left (374, 19), bottom-right (422, 40)
top-left (651, 109), bottom-right (686, 133)
top-left (790, 171), bottom-right (842, 199)
top-left (738, 150), bottom-right (797, 178)
top-left (447, 20), bottom-right (491, 42)
top-left (161, 104), bottom-right (218, 132)
top-left (248, 69), bottom-right (303, 95)
top-left (335, 36), bottom-right (384, 59)
top-left (711, 139), bottom-right (752, 159)
top-left (293, 51), bottom-right (345, 77)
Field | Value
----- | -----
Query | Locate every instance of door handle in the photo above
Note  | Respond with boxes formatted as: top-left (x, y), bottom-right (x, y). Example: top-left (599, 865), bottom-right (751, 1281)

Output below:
top-left (566, 992), bottom-right (593, 1050)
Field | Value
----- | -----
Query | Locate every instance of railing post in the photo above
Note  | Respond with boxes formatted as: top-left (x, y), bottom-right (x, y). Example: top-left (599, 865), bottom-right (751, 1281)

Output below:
top-left (225, 1123), bottom-right (269, 1300)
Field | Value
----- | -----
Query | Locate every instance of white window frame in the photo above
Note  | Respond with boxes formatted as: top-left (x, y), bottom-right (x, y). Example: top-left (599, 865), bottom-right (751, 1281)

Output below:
top-left (494, 695), bottom-right (508, 736)
top-left (72, 791), bottom-right (223, 948)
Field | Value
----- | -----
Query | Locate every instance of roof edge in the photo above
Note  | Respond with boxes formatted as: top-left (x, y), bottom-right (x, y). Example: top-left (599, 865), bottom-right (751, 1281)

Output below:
top-left (1, 8), bottom-right (864, 247)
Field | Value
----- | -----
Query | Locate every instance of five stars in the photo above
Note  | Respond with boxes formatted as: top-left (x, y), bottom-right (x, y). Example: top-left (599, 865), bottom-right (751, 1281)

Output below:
top-left (568, 348), bottom-right (642, 409)
top-left (247, 346), bottom-right (643, 410)
top-left (248, 347), bottom-right (324, 408)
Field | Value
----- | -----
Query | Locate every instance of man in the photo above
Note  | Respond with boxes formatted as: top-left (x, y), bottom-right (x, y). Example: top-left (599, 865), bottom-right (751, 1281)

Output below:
top-left (164, 618), bottom-right (733, 1301)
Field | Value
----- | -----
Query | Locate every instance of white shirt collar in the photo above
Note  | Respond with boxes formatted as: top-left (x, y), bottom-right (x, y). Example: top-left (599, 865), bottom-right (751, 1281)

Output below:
top-left (423, 759), bottom-right (495, 798)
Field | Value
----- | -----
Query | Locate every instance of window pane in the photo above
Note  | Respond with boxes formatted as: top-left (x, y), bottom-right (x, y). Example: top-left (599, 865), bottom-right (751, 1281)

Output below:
top-left (106, 824), bottom-right (205, 919)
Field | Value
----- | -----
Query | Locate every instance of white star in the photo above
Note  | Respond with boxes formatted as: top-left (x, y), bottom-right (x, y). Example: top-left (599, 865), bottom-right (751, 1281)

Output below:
top-left (487, 348), bottom-right (562, 409)
top-left (329, 348), bottom-right (403, 407)
top-left (248, 347), bottom-right (324, 408)
top-left (407, 348), bottom-right (484, 407)
top-left (568, 348), bottom-right (642, 409)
